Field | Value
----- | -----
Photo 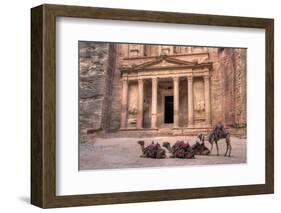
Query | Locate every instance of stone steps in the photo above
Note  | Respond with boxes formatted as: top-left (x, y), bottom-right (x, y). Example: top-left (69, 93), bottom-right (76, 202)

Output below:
top-left (92, 127), bottom-right (246, 139)
top-left (96, 128), bottom-right (211, 138)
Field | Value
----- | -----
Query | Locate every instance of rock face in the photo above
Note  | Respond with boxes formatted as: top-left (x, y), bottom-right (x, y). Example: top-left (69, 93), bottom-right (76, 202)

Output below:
top-left (218, 48), bottom-right (247, 135)
top-left (79, 43), bottom-right (247, 141)
top-left (79, 42), bottom-right (116, 142)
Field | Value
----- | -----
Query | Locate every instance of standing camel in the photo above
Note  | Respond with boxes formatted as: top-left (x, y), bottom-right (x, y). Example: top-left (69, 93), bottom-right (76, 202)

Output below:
top-left (208, 125), bottom-right (232, 157)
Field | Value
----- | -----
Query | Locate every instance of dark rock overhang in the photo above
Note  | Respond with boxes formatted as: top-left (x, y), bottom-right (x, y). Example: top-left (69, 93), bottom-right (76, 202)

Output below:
top-left (120, 55), bottom-right (213, 73)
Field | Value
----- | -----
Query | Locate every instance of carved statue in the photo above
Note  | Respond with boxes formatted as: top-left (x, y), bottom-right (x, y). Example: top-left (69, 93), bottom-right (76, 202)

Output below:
top-left (128, 105), bottom-right (138, 115)
top-left (137, 141), bottom-right (166, 159)
top-left (195, 99), bottom-right (205, 111)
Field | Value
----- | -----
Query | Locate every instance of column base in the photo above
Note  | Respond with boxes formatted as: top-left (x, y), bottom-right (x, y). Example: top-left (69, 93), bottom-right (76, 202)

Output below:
top-left (172, 128), bottom-right (183, 135)
top-left (119, 127), bottom-right (127, 130)
top-left (120, 127), bottom-right (158, 131)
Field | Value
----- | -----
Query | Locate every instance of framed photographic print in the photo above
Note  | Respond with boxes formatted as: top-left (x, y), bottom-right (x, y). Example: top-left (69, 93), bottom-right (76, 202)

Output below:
top-left (31, 4), bottom-right (274, 208)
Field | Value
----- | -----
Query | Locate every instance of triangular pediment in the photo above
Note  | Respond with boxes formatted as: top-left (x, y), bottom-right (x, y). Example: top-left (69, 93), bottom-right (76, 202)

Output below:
top-left (134, 55), bottom-right (197, 70)
top-left (120, 55), bottom-right (212, 72)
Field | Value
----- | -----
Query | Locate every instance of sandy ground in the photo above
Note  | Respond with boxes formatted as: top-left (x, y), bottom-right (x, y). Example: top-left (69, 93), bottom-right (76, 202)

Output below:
top-left (79, 136), bottom-right (246, 170)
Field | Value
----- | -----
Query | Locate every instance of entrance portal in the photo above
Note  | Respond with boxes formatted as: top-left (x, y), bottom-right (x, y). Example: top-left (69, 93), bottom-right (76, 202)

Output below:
top-left (164, 96), bottom-right (174, 123)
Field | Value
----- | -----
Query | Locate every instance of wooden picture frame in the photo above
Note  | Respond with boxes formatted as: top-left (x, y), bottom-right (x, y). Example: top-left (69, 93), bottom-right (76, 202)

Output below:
top-left (31, 4), bottom-right (274, 208)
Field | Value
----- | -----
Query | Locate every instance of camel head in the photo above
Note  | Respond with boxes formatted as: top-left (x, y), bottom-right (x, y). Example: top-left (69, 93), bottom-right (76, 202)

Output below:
top-left (137, 140), bottom-right (145, 146)
top-left (197, 133), bottom-right (205, 142)
top-left (162, 142), bottom-right (170, 149)
top-left (162, 142), bottom-right (173, 153)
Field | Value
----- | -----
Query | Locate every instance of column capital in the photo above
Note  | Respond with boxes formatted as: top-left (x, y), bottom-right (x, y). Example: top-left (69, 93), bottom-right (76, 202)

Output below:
top-left (173, 76), bottom-right (179, 82)
top-left (203, 75), bottom-right (210, 80)
top-left (187, 76), bottom-right (193, 81)
top-left (138, 78), bottom-right (144, 83)
top-left (152, 77), bottom-right (158, 83)
top-left (122, 78), bottom-right (128, 83)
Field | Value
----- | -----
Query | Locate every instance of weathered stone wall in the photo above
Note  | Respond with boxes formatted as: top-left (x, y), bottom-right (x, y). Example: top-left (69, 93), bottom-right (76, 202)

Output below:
top-left (209, 48), bottom-right (225, 126)
top-left (79, 42), bottom-right (116, 142)
top-left (102, 44), bottom-right (116, 130)
top-left (108, 45), bottom-right (123, 131)
top-left (215, 48), bottom-right (247, 134)
top-left (233, 49), bottom-right (247, 128)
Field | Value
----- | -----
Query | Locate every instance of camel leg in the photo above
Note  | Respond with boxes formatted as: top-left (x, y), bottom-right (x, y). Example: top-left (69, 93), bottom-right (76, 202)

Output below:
top-left (228, 143), bottom-right (232, 157)
top-left (226, 135), bottom-right (231, 157)
top-left (210, 143), bottom-right (214, 155)
top-left (224, 143), bottom-right (229, 156)
top-left (215, 141), bottom-right (219, 156)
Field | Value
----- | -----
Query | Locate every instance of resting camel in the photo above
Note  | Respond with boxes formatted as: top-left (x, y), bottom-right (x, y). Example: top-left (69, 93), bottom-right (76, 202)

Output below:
top-left (207, 125), bottom-right (232, 157)
top-left (191, 134), bottom-right (210, 155)
top-left (162, 141), bottom-right (195, 159)
top-left (137, 141), bottom-right (166, 159)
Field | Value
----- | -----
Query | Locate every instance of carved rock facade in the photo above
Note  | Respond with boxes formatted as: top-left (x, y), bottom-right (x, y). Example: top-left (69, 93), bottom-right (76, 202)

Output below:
top-left (79, 43), bottom-right (247, 139)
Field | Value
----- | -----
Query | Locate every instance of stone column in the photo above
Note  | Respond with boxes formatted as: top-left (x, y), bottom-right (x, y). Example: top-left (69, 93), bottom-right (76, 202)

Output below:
top-left (204, 75), bottom-right (211, 126)
top-left (151, 77), bottom-right (158, 129)
top-left (187, 76), bottom-right (194, 126)
top-left (120, 78), bottom-right (128, 129)
top-left (173, 76), bottom-right (179, 128)
top-left (137, 79), bottom-right (144, 129)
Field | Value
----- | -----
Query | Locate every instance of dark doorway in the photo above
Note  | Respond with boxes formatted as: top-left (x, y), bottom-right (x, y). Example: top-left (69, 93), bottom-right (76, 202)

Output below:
top-left (164, 96), bottom-right (174, 123)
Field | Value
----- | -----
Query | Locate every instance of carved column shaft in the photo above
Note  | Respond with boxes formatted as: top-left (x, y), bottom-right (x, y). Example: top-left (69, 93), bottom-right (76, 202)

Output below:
top-left (120, 78), bottom-right (128, 128)
top-left (204, 75), bottom-right (211, 125)
top-left (187, 76), bottom-right (194, 126)
top-left (137, 79), bottom-right (144, 129)
top-left (173, 77), bottom-right (179, 128)
top-left (151, 77), bottom-right (158, 129)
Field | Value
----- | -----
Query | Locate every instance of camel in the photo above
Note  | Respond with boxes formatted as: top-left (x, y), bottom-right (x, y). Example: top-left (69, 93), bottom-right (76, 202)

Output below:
top-left (191, 133), bottom-right (210, 155)
top-left (162, 141), bottom-right (195, 159)
top-left (137, 141), bottom-right (166, 159)
top-left (191, 142), bottom-right (210, 155)
top-left (207, 124), bottom-right (232, 157)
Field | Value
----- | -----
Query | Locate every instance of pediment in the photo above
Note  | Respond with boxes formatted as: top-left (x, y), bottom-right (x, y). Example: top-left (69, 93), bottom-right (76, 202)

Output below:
top-left (120, 55), bottom-right (212, 72)
top-left (134, 56), bottom-right (197, 70)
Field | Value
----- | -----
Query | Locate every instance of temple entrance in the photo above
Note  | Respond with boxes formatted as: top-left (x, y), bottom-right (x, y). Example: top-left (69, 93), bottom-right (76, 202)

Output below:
top-left (164, 96), bottom-right (174, 123)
